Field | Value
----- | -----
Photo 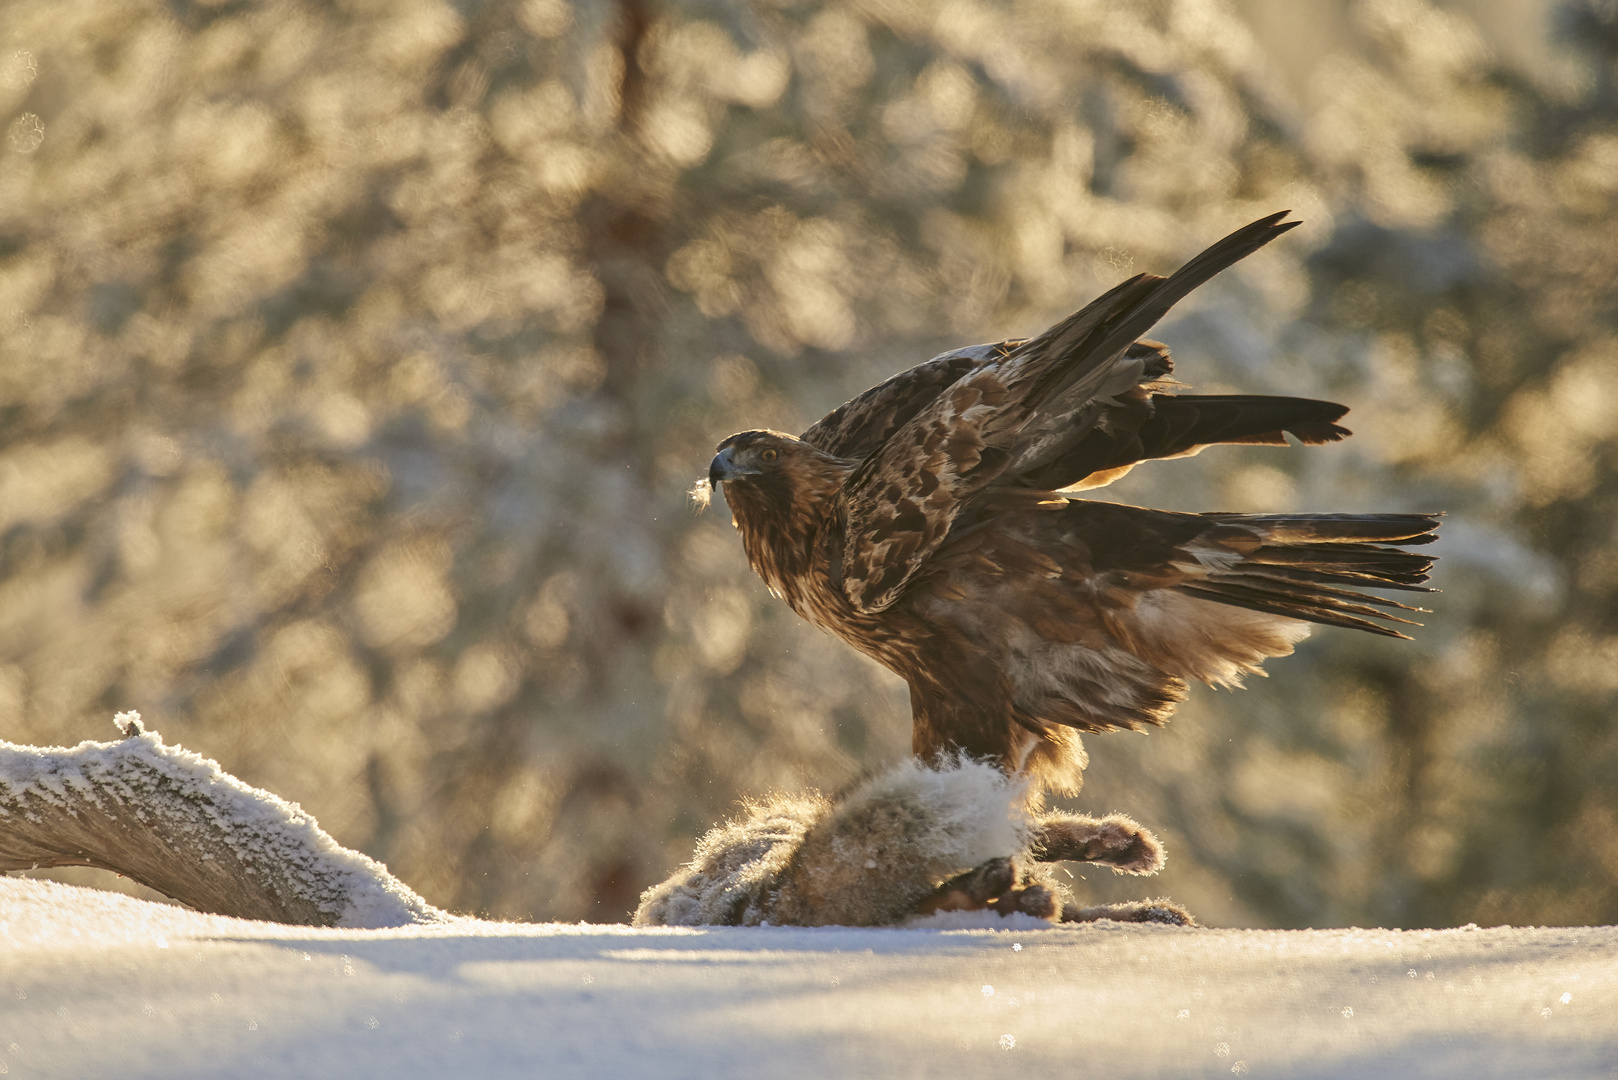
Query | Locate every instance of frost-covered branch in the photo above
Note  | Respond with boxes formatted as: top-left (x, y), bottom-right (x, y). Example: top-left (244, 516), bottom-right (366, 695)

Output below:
top-left (0, 714), bottom-right (449, 928)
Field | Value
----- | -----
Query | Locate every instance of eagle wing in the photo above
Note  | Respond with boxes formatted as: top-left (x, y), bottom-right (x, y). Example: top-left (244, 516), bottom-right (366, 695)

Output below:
top-left (799, 344), bottom-right (1005, 460)
top-left (910, 499), bottom-right (1440, 738)
top-left (836, 211), bottom-right (1305, 613)
top-left (1025, 392), bottom-right (1352, 492)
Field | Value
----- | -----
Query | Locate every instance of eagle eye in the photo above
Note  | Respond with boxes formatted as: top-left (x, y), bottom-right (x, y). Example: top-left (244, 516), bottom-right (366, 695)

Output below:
top-left (760, 448), bottom-right (779, 463)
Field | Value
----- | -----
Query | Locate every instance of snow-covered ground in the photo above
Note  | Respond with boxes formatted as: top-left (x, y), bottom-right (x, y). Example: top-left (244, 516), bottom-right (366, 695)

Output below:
top-left (1, 877), bottom-right (1612, 1078)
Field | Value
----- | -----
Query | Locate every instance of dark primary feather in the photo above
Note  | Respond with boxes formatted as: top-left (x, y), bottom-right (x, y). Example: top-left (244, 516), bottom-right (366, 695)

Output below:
top-left (833, 211), bottom-right (1306, 613)
top-left (1021, 395), bottom-right (1351, 491)
top-left (707, 211), bottom-right (1441, 794)
top-left (997, 210), bottom-right (1304, 462)
top-left (804, 334), bottom-right (1354, 495)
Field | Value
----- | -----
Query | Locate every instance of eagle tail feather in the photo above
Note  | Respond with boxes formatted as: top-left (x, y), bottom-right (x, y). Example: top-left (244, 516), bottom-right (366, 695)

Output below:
top-left (1245, 545), bottom-right (1437, 588)
top-left (1231, 563), bottom-right (1434, 600)
top-left (1179, 583), bottom-right (1416, 638)
top-left (1179, 511), bottom-right (1441, 638)
top-left (1207, 512), bottom-right (1442, 544)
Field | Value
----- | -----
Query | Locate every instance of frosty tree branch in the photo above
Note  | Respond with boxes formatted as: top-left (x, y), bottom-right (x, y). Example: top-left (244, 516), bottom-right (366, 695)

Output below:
top-left (0, 713), bottom-right (449, 928)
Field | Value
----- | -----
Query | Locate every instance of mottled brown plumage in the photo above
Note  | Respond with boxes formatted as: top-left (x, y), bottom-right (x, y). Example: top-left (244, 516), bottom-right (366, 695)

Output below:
top-left (705, 212), bottom-right (1438, 793)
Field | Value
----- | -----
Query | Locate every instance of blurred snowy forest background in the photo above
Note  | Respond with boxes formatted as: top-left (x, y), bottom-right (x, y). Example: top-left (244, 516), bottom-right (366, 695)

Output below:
top-left (1, 0), bottom-right (1616, 930)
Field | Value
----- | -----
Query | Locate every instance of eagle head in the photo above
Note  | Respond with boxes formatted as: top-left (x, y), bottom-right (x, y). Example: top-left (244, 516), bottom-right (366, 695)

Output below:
top-left (692, 430), bottom-right (800, 512)
top-left (707, 430), bottom-right (794, 487)
top-left (696, 429), bottom-right (850, 525)
top-left (697, 429), bottom-right (854, 606)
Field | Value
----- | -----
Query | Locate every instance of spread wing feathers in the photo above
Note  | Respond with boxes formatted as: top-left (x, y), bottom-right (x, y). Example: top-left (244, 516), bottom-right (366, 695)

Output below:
top-left (906, 502), bottom-right (1437, 744)
top-left (998, 211), bottom-right (1304, 478)
top-left (837, 211), bottom-right (1302, 613)
top-left (801, 339), bottom-right (1168, 466)
top-left (918, 505), bottom-right (1439, 740)
top-left (799, 344), bottom-right (1003, 460)
top-left (1172, 513), bottom-right (1440, 639)
top-left (1025, 394), bottom-right (1350, 492)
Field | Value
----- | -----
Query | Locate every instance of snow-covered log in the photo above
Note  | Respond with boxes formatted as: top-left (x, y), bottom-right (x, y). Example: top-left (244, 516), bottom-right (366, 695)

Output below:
top-left (0, 713), bottom-right (449, 928)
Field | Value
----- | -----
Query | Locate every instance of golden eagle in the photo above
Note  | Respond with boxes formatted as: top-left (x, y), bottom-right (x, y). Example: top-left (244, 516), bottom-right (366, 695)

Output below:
top-left (703, 212), bottom-right (1438, 793)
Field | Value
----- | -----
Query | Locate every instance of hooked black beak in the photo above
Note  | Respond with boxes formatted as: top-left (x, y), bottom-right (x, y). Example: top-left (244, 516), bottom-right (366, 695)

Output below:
top-left (708, 446), bottom-right (755, 489)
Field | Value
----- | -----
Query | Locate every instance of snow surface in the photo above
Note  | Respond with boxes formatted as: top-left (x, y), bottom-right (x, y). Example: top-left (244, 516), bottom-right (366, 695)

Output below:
top-left (1, 877), bottom-right (1613, 1079)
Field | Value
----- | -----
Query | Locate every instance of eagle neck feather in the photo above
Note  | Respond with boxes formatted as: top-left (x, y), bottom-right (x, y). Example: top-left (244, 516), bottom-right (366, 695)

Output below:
top-left (727, 455), bottom-right (851, 617)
